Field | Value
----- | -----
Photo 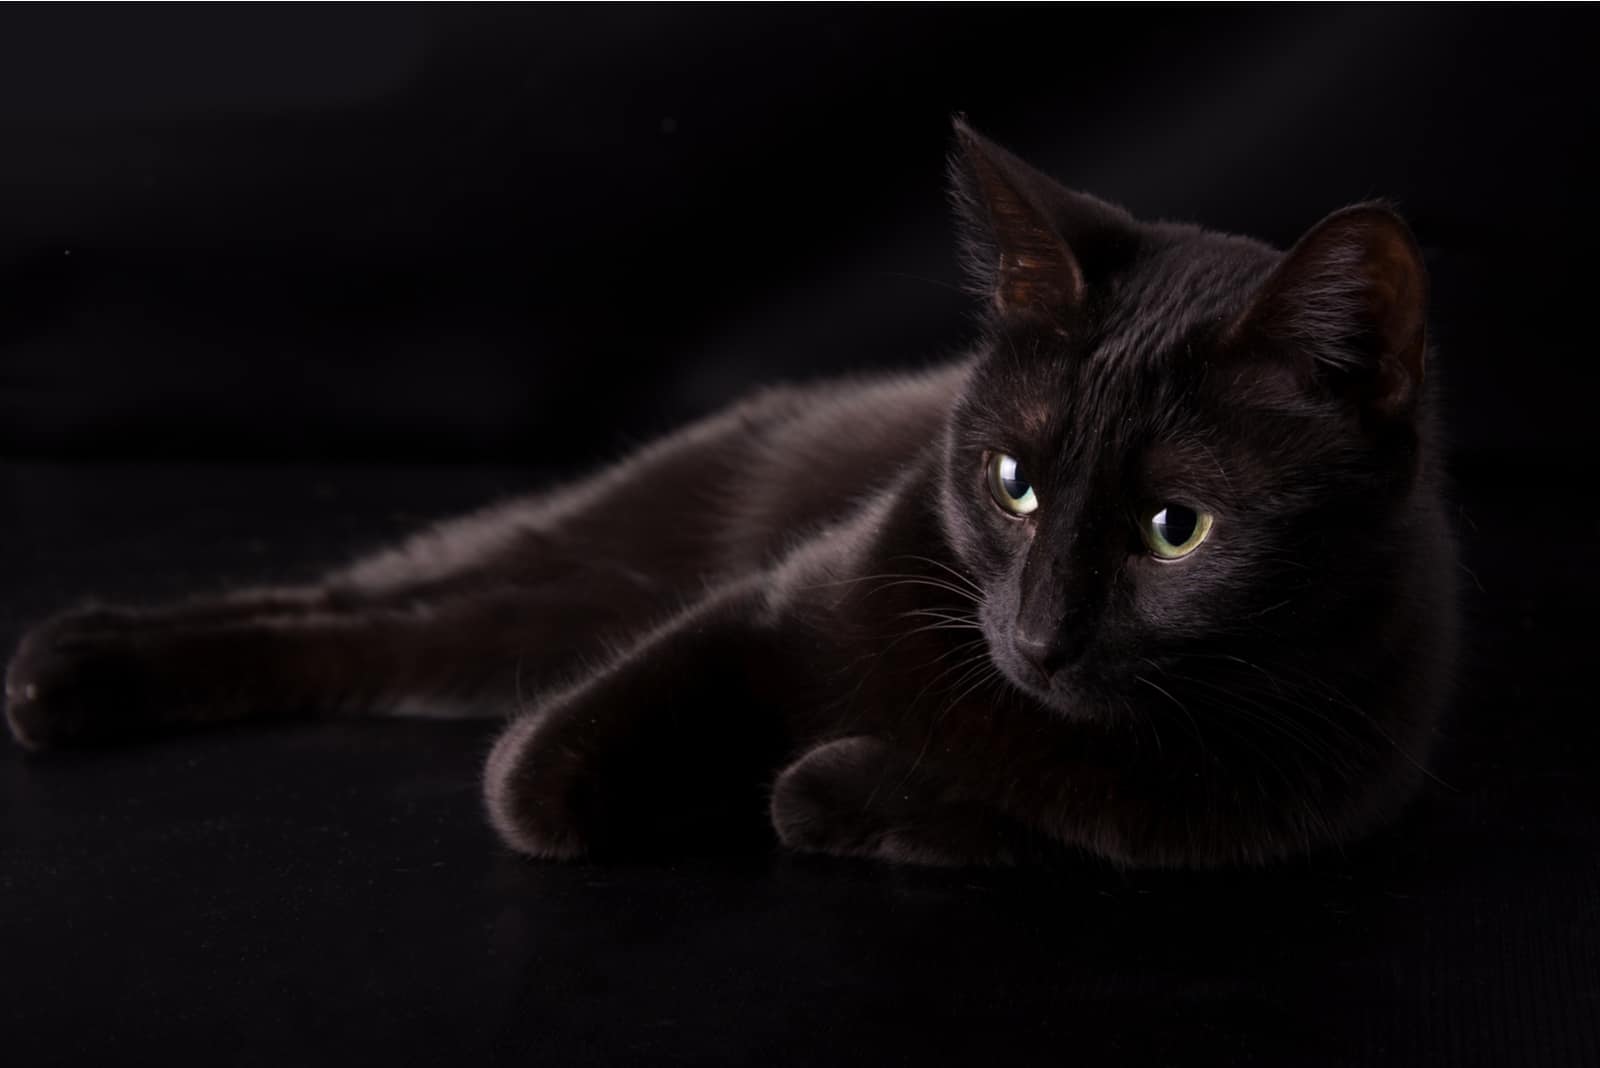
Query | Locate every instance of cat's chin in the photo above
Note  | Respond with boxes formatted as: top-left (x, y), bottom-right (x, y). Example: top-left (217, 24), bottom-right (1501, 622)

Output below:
top-left (998, 666), bottom-right (1116, 724)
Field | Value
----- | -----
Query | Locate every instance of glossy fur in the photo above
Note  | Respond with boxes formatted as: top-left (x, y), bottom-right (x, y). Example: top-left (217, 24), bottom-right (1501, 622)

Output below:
top-left (4, 122), bottom-right (1458, 867)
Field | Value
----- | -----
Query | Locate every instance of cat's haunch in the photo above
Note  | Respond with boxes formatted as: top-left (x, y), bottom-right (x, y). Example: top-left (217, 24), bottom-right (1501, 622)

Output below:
top-left (4, 121), bottom-right (1457, 868)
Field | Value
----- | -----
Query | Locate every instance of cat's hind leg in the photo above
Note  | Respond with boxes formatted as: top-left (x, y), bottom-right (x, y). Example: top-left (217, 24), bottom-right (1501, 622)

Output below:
top-left (3, 586), bottom-right (620, 750)
top-left (6, 592), bottom-right (334, 749)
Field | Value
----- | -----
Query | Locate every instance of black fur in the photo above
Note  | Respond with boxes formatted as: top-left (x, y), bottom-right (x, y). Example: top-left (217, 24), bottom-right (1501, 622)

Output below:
top-left (4, 120), bottom-right (1458, 868)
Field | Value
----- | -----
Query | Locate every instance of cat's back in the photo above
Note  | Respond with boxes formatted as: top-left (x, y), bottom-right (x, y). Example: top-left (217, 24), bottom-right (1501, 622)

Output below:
top-left (332, 361), bottom-right (966, 601)
top-left (711, 361), bottom-right (968, 566)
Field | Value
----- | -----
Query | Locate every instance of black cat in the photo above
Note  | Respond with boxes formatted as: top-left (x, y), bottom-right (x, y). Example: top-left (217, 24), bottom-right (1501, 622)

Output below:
top-left (4, 120), bottom-right (1457, 867)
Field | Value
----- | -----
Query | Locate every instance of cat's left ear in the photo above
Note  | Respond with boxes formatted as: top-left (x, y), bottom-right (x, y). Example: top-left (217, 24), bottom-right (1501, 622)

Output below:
top-left (1230, 204), bottom-right (1429, 419)
top-left (949, 118), bottom-right (1132, 328)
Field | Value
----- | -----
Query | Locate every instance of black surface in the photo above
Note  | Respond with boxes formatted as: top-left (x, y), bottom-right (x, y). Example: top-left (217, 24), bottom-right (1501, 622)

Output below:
top-left (3, 6), bottom-right (1598, 1066)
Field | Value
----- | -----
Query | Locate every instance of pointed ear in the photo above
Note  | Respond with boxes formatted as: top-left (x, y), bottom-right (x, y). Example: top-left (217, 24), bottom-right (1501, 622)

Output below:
top-left (948, 119), bottom-right (1129, 326)
top-left (1229, 204), bottom-right (1429, 418)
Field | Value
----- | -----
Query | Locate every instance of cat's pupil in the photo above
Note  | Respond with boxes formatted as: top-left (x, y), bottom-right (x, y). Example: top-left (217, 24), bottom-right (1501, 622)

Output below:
top-left (1154, 505), bottom-right (1197, 546)
top-left (999, 457), bottom-right (1030, 500)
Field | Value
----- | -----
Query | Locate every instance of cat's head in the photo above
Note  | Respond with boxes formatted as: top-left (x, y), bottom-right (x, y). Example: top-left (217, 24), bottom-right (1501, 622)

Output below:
top-left (938, 121), bottom-right (1455, 850)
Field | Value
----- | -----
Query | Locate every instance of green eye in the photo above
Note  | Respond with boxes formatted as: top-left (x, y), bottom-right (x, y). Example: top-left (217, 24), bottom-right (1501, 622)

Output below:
top-left (987, 452), bottom-right (1038, 516)
top-left (1143, 504), bottom-right (1213, 559)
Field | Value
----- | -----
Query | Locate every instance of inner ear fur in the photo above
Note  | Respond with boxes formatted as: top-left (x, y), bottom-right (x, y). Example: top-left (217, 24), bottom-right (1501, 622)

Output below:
top-left (1229, 204), bottom-right (1429, 418)
top-left (948, 119), bottom-right (1133, 328)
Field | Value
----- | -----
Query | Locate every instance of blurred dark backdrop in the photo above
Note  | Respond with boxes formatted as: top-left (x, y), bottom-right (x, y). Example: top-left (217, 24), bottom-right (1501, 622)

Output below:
top-left (1, 5), bottom-right (1593, 469)
top-left (5, 10), bottom-right (1600, 1067)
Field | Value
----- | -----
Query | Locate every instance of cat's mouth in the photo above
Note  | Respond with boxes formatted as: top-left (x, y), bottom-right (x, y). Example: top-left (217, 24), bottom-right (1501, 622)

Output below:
top-left (979, 606), bottom-right (1133, 719)
top-left (992, 652), bottom-right (1122, 721)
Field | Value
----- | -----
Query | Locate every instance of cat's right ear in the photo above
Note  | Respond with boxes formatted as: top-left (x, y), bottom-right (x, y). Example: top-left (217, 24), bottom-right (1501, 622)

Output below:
top-left (948, 119), bottom-right (1128, 327)
top-left (1226, 204), bottom-right (1429, 420)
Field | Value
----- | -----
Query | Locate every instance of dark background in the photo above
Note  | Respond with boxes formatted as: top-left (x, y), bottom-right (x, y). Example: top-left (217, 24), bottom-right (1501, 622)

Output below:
top-left (2, 5), bottom-right (1594, 464)
top-left (2, 7), bottom-right (1597, 1067)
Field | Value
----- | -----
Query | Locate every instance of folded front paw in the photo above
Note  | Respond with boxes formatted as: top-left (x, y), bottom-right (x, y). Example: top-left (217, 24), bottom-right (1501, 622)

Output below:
top-left (770, 736), bottom-right (897, 857)
top-left (483, 716), bottom-right (592, 860)
top-left (772, 736), bottom-right (1027, 866)
top-left (4, 608), bottom-right (154, 750)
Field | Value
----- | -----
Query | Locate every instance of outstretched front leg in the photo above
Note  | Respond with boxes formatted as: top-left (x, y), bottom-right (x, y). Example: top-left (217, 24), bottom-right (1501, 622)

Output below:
top-left (484, 582), bottom-right (807, 859)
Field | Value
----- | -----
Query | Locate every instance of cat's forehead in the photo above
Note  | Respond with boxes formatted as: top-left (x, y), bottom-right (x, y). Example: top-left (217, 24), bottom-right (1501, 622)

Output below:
top-left (970, 228), bottom-right (1282, 461)
top-left (1014, 228), bottom-right (1277, 398)
top-left (1090, 227), bottom-right (1277, 370)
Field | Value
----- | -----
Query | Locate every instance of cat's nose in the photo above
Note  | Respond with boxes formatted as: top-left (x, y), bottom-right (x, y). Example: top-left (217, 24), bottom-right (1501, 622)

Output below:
top-left (1013, 629), bottom-right (1065, 682)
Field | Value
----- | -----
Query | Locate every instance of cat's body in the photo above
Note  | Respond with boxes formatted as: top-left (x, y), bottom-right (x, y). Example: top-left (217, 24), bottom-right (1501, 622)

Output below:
top-left (4, 123), bottom-right (1457, 867)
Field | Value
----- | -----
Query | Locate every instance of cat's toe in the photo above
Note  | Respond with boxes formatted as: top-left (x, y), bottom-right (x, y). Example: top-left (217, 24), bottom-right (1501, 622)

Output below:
top-left (5, 612), bottom-right (152, 750)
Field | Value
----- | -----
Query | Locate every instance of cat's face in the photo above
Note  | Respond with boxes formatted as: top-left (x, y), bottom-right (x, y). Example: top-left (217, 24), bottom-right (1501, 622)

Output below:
top-left (939, 124), bottom-right (1441, 750)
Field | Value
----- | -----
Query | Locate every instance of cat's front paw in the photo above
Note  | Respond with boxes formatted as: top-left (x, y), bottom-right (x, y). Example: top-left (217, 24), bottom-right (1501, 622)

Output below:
top-left (772, 736), bottom-right (1029, 866)
top-left (770, 736), bottom-right (898, 858)
top-left (483, 715), bottom-right (591, 860)
top-left (5, 608), bottom-right (155, 750)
